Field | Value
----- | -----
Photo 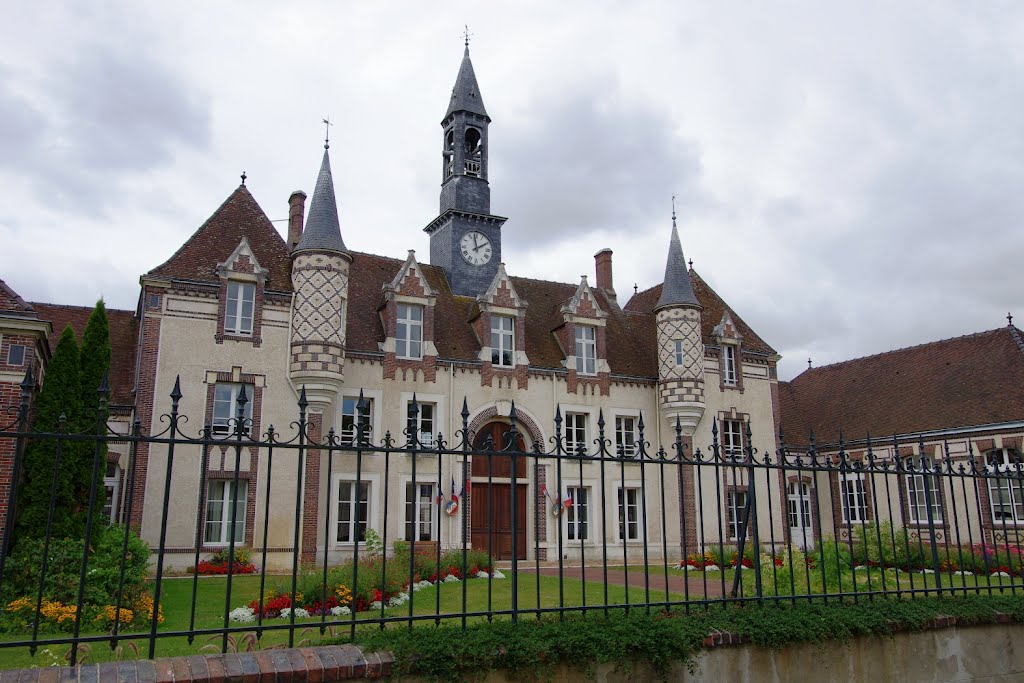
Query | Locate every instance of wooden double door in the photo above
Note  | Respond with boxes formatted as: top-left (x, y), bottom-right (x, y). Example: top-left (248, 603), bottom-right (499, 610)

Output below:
top-left (470, 422), bottom-right (528, 560)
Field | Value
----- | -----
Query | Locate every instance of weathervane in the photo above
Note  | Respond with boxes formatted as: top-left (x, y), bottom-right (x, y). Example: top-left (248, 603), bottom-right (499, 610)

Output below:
top-left (807, 358), bottom-right (812, 370)
top-left (1010, 312), bottom-right (1015, 326)
top-left (322, 117), bottom-right (333, 150)
top-left (462, 24), bottom-right (473, 47)
top-left (240, 171), bottom-right (247, 186)
top-left (671, 194), bottom-right (677, 228)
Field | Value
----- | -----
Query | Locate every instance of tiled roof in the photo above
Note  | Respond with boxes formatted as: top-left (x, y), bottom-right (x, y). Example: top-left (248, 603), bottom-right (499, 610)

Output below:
top-left (148, 185), bottom-right (293, 292)
top-left (655, 224), bottom-right (700, 309)
top-left (625, 270), bottom-right (777, 356)
top-left (294, 149), bottom-right (347, 255)
top-left (0, 278), bottom-right (35, 316)
top-left (779, 327), bottom-right (1024, 445)
top-left (30, 303), bottom-right (138, 406)
top-left (445, 46), bottom-right (489, 121)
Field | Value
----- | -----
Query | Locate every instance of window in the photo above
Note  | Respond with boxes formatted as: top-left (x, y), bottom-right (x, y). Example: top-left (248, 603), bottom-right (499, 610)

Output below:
top-left (225, 281), bottom-right (255, 335)
top-left (617, 487), bottom-right (640, 541)
top-left (490, 315), bottom-right (514, 367)
top-left (103, 462), bottom-right (121, 523)
top-left (727, 490), bottom-right (748, 540)
top-left (7, 344), bottom-right (25, 366)
top-left (396, 304), bottom-right (423, 360)
top-left (722, 345), bottom-right (737, 386)
top-left (212, 383), bottom-right (254, 435)
top-left (905, 456), bottom-right (943, 524)
top-left (674, 340), bottom-right (684, 366)
top-left (566, 486), bottom-right (589, 541)
top-left (336, 481), bottom-right (370, 543)
top-left (575, 325), bottom-right (596, 375)
top-left (204, 480), bottom-right (246, 545)
top-left (615, 416), bottom-right (637, 457)
top-left (840, 475), bottom-right (868, 524)
top-left (405, 482), bottom-right (434, 541)
top-left (987, 449), bottom-right (1024, 524)
top-left (565, 413), bottom-right (587, 454)
top-left (721, 419), bottom-right (744, 461)
top-left (406, 401), bottom-right (436, 447)
top-left (341, 396), bottom-right (374, 446)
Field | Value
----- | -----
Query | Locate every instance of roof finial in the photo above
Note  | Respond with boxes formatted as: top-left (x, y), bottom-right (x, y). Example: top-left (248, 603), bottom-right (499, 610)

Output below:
top-left (462, 24), bottom-right (473, 48)
top-left (240, 171), bottom-right (247, 185)
top-left (671, 194), bottom-right (677, 229)
top-left (808, 358), bottom-right (812, 370)
top-left (1009, 312), bottom-right (1014, 327)
top-left (634, 283), bottom-right (638, 295)
top-left (322, 117), bottom-right (333, 150)
top-left (688, 258), bottom-right (693, 269)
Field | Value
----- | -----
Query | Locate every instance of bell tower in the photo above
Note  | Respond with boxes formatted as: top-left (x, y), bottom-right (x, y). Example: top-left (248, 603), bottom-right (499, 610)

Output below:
top-left (425, 41), bottom-right (507, 297)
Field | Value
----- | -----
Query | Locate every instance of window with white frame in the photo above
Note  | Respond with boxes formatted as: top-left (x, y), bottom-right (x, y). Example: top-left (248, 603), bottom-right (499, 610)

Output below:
top-left (212, 383), bottom-right (254, 435)
top-left (905, 456), bottom-right (943, 524)
top-left (721, 419), bottom-right (744, 461)
top-left (617, 487), bottom-right (640, 541)
top-left (406, 401), bottom-right (437, 447)
top-left (565, 413), bottom-right (587, 454)
top-left (341, 396), bottom-right (374, 445)
top-left (722, 345), bottom-right (737, 386)
top-left (405, 482), bottom-right (434, 541)
top-left (575, 325), bottom-right (597, 375)
top-left (674, 340), bottom-right (685, 366)
top-left (727, 489), bottom-right (748, 539)
top-left (396, 304), bottom-right (423, 360)
top-left (566, 486), bottom-right (589, 541)
top-left (336, 481), bottom-right (370, 543)
top-left (204, 480), bottom-right (246, 545)
top-left (840, 475), bottom-right (868, 524)
top-left (225, 281), bottom-right (255, 335)
top-left (7, 344), bottom-right (25, 366)
top-left (986, 449), bottom-right (1024, 524)
top-left (615, 416), bottom-right (637, 457)
top-left (490, 315), bottom-right (514, 367)
top-left (103, 461), bottom-right (121, 523)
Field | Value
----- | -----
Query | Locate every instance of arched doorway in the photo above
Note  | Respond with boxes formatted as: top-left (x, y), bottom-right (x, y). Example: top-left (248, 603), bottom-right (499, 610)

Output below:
top-left (471, 422), bottom-right (528, 560)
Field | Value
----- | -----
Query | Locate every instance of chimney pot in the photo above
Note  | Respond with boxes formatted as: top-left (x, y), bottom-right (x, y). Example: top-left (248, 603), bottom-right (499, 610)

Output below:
top-left (287, 190), bottom-right (307, 252)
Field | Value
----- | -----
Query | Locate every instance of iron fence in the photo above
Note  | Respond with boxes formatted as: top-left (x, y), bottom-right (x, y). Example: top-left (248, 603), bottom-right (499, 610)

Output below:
top-left (1, 369), bottom-right (1023, 665)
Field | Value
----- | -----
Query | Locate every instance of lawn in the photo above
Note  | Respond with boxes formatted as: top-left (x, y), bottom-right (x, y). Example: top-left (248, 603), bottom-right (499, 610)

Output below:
top-left (0, 571), bottom-right (680, 669)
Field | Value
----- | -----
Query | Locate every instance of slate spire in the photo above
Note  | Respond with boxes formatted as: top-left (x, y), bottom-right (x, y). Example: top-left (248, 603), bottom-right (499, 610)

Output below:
top-left (655, 201), bottom-right (700, 310)
top-left (294, 147), bottom-right (347, 255)
top-left (444, 45), bottom-right (489, 121)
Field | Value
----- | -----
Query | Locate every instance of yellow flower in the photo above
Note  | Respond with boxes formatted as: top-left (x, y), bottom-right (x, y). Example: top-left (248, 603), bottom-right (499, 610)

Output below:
top-left (95, 605), bottom-right (134, 625)
top-left (335, 584), bottom-right (353, 604)
top-left (6, 597), bottom-right (33, 612)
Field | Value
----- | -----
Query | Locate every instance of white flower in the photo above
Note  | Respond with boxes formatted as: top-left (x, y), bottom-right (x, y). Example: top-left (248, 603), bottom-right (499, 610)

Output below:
top-left (229, 607), bottom-right (256, 623)
top-left (475, 570), bottom-right (490, 579)
top-left (443, 574), bottom-right (460, 583)
top-left (411, 580), bottom-right (433, 591)
top-left (388, 592), bottom-right (410, 607)
top-left (279, 607), bottom-right (310, 619)
top-left (704, 564), bottom-right (720, 572)
top-left (369, 601), bottom-right (383, 610)
top-left (330, 606), bottom-right (351, 616)
top-left (919, 569), bottom-right (935, 574)
top-left (491, 570), bottom-right (506, 579)
top-left (993, 571), bottom-right (1012, 578)
top-left (952, 571), bottom-right (972, 576)
top-left (853, 565), bottom-right (866, 571)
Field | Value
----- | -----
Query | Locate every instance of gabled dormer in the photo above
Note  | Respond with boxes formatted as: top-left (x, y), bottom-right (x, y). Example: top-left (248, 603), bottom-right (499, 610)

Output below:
top-left (381, 250), bottom-right (439, 382)
top-left (215, 237), bottom-right (269, 346)
top-left (470, 263), bottom-right (529, 389)
top-left (713, 310), bottom-right (744, 392)
top-left (555, 275), bottom-right (610, 396)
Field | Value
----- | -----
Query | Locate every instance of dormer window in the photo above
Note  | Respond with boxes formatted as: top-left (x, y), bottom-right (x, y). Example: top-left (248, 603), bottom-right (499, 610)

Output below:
top-left (491, 315), bottom-right (514, 367)
top-left (225, 282), bottom-right (255, 336)
top-left (576, 325), bottom-right (597, 375)
top-left (722, 345), bottom-right (738, 386)
top-left (396, 304), bottom-right (423, 360)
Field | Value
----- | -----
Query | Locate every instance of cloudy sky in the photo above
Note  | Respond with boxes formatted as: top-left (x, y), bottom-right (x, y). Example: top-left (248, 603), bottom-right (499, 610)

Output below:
top-left (1, 2), bottom-right (1021, 380)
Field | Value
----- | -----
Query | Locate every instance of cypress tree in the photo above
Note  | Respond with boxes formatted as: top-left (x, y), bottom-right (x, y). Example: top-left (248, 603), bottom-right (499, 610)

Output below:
top-left (78, 300), bottom-right (111, 521)
top-left (15, 325), bottom-right (84, 541)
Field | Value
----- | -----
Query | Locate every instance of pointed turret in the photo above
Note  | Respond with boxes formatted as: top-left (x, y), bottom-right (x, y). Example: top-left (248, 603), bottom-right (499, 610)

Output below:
top-left (655, 202), bottom-right (705, 434)
top-left (294, 148), bottom-right (347, 255)
top-left (445, 45), bottom-right (489, 121)
top-left (289, 142), bottom-right (352, 404)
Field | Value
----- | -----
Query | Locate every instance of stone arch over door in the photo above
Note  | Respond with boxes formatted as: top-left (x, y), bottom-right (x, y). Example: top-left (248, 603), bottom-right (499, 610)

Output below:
top-left (467, 404), bottom-right (544, 450)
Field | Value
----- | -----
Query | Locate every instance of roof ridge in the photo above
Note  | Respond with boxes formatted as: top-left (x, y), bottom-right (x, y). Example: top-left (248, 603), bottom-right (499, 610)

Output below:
top-left (147, 185), bottom-right (252, 276)
top-left (1009, 325), bottom-right (1024, 356)
top-left (30, 301), bottom-right (134, 315)
top-left (796, 327), bottom-right (1010, 377)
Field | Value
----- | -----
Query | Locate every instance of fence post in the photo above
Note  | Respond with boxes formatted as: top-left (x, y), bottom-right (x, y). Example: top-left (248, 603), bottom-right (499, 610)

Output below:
top-left (920, 435), bottom-right (943, 593)
top-left (149, 376), bottom-right (183, 660)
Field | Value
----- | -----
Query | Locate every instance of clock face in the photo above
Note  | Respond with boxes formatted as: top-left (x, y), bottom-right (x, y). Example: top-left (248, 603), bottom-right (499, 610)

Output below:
top-left (459, 231), bottom-right (493, 266)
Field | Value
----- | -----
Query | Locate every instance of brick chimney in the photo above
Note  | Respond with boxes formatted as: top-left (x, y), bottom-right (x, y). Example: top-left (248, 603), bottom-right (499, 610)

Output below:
top-left (287, 190), bottom-right (307, 252)
top-left (594, 248), bottom-right (615, 299)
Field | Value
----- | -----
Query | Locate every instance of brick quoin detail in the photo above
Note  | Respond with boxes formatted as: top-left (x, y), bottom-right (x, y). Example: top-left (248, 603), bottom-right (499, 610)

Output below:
top-left (678, 436), bottom-right (698, 554)
top-left (382, 268), bottom-right (438, 382)
top-left (130, 288), bottom-right (165, 531)
top-left (302, 412), bottom-right (324, 563)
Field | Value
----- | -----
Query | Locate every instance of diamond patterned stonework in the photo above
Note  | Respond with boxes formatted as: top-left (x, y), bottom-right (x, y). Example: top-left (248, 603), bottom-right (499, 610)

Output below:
top-left (657, 308), bottom-right (704, 379)
top-left (292, 254), bottom-right (348, 346)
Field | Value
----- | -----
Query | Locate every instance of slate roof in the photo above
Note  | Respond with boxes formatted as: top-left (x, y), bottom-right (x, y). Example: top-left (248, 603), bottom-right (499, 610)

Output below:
top-left (345, 252), bottom-right (776, 378)
top-left (444, 46), bottom-right (489, 121)
top-left (30, 303), bottom-right (138, 406)
top-left (779, 327), bottom-right (1024, 445)
top-left (148, 184), bottom-right (293, 292)
top-left (626, 271), bottom-right (777, 356)
top-left (655, 224), bottom-right (700, 309)
top-left (0, 278), bottom-right (36, 317)
top-left (294, 148), bottom-right (347, 255)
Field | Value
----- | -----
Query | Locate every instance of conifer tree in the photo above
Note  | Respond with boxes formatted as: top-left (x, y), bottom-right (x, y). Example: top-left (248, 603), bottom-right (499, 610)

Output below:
top-left (78, 299), bottom-right (111, 521)
top-left (15, 325), bottom-right (84, 541)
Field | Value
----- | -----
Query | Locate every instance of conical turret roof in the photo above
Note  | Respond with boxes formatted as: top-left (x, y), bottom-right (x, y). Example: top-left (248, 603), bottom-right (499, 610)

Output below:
top-left (655, 214), bottom-right (700, 310)
top-left (294, 147), bottom-right (347, 255)
top-left (444, 46), bottom-right (489, 121)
